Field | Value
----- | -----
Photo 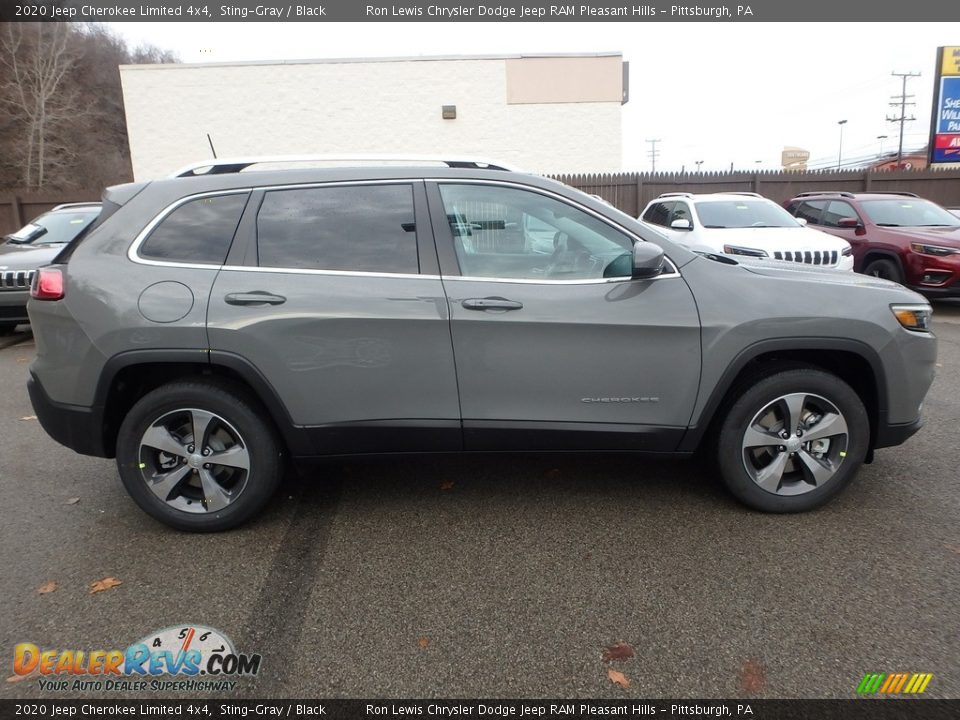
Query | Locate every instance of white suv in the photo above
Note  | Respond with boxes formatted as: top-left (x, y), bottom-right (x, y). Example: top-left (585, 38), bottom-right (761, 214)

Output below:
top-left (639, 192), bottom-right (854, 271)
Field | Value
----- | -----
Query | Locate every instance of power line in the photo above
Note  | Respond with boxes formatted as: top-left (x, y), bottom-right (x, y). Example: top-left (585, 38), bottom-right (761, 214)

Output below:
top-left (887, 71), bottom-right (921, 169)
top-left (646, 138), bottom-right (661, 173)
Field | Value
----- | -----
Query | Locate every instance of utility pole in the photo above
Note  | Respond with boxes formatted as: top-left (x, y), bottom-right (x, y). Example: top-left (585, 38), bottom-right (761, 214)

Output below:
top-left (887, 71), bottom-right (920, 169)
top-left (646, 138), bottom-right (661, 173)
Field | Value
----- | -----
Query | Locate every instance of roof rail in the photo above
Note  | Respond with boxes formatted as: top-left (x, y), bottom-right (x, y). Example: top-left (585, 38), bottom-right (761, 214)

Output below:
top-left (794, 190), bottom-right (856, 199)
top-left (169, 154), bottom-right (524, 178)
top-left (51, 202), bottom-right (101, 211)
top-left (727, 191), bottom-right (763, 198)
top-left (859, 191), bottom-right (919, 198)
top-left (658, 192), bottom-right (693, 198)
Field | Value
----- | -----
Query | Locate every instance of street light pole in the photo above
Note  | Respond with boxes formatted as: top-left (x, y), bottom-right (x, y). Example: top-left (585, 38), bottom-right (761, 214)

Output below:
top-left (695, 160), bottom-right (704, 172)
top-left (837, 120), bottom-right (848, 169)
top-left (877, 134), bottom-right (888, 158)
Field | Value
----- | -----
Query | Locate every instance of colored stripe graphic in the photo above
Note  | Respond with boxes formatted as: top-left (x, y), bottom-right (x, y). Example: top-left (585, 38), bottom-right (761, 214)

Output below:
top-left (858, 672), bottom-right (932, 694)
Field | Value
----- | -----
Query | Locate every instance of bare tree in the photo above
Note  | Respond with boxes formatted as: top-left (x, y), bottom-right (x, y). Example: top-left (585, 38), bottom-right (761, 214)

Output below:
top-left (0, 23), bottom-right (80, 188)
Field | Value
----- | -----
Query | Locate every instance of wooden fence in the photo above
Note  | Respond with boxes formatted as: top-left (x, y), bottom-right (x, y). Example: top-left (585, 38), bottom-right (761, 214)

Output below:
top-left (3, 167), bottom-right (960, 234)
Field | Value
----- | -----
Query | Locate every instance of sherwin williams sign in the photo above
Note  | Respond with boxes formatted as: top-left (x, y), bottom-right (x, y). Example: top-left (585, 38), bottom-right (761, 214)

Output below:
top-left (931, 47), bottom-right (960, 163)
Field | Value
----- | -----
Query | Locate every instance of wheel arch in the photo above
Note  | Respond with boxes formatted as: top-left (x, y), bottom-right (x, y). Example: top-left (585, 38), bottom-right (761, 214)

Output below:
top-left (860, 248), bottom-right (904, 274)
top-left (679, 338), bottom-right (886, 458)
top-left (96, 350), bottom-right (297, 458)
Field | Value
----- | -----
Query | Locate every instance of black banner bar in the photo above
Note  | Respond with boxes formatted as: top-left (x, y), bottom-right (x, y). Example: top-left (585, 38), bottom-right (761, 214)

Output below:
top-left (0, 700), bottom-right (959, 720)
top-left (1, 0), bottom-right (959, 22)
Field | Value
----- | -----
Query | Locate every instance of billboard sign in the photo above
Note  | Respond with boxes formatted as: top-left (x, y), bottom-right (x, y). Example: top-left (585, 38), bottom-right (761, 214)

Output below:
top-left (931, 47), bottom-right (960, 164)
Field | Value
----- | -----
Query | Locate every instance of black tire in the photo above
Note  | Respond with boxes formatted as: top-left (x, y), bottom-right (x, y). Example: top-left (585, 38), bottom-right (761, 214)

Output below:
top-left (862, 257), bottom-right (903, 284)
top-left (716, 368), bottom-right (869, 513)
top-left (0, 323), bottom-right (19, 336)
top-left (116, 379), bottom-right (283, 532)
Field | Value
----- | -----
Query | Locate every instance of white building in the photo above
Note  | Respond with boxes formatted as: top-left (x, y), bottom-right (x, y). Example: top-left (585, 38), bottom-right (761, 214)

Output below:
top-left (119, 53), bottom-right (628, 180)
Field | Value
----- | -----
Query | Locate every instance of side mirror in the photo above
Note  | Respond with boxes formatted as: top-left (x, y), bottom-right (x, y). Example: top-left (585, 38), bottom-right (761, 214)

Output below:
top-left (632, 242), bottom-right (665, 279)
top-left (837, 217), bottom-right (860, 228)
top-left (796, 217), bottom-right (808, 226)
top-left (670, 218), bottom-right (692, 230)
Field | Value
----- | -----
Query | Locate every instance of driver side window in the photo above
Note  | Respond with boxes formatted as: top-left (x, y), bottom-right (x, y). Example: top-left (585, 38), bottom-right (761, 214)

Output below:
top-left (438, 184), bottom-right (634, 281)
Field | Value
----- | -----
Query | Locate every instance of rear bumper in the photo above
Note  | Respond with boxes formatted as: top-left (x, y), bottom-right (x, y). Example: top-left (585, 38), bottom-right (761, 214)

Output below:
top-left (27, 373), bottom-right (108, 457)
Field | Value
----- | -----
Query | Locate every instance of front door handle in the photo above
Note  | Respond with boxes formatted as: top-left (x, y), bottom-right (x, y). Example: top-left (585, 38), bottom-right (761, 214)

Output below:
top-left (225, 291), bottom-right (287, 306)
top-left (462, 297), bottom-right (524, 311)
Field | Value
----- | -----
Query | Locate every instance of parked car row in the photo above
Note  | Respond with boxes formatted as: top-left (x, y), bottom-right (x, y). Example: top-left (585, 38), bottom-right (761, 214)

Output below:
top-left (637, 190), bottom-right (960, 298)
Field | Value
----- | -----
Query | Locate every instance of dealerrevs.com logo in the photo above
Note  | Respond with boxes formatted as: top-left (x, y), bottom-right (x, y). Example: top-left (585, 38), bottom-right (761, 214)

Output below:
top-left (13, 625), bottom-right (261, 692)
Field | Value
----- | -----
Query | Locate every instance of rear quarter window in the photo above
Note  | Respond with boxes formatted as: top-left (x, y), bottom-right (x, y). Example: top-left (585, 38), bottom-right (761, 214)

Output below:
top-left (139, 193), bottom-right (248, 265)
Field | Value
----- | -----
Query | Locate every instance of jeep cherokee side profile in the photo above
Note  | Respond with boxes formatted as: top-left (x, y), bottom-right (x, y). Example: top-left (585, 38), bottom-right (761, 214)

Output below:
top-left (27, 158), bottom-right (937, 531)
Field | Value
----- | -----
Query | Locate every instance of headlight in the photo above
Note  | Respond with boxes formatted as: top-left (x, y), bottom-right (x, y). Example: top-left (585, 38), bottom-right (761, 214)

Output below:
top-left (891, 304), bottom-right (932, 332)
top-left (910, 242), bottom-right (960, 257)
top-left (841, 246), bottom-right (853, 257)
top-left (723, 245), bottom-right (768, 258)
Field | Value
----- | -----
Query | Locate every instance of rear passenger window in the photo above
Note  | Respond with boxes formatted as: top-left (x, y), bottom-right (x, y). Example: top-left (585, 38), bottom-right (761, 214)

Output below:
top-left (140, 193), bottom-right (247, 264)
top-left (791, 200), bottom-right (826, 225)
top-left (256, 185), bottom-right (418, 274)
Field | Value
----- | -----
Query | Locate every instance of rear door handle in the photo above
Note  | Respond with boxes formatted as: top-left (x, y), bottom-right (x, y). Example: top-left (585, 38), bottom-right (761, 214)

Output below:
top-left (461, 297), bottom-right (524, 311)
top-left (225, 291), bottom-right (287, 306)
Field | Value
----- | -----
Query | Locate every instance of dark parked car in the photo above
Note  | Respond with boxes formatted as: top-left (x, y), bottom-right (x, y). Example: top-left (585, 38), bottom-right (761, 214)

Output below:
top-left (784, 191), bottom-right (960, 297)
top-left (0, 203), bottom-right (101, 333)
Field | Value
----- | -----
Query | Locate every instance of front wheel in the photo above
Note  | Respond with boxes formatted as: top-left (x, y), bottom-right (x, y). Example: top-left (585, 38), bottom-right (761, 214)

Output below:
top-left (116, 380), bottom-right (283, 532)
top-left (716, 369), bottom-right (869, 513)
top-left (862, 257), bottom-right (903, 284)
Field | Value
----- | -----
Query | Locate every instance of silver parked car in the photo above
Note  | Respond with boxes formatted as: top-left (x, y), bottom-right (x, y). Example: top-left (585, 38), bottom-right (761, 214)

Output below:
top-left (25, 157), bottom-right (936, 531)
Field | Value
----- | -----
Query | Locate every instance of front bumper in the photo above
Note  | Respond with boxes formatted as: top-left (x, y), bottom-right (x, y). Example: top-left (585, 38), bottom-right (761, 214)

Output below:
top-left (874, 413), bottom-right (924, 449)
top-left (27, 373), bottom-right (109, 457)
top-left (0, 289), bottom-right (29, 323)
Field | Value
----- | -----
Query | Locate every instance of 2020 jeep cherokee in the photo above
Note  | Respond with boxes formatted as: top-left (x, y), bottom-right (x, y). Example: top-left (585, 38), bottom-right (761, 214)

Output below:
top-left (27, 157), bottom-right (937, 531)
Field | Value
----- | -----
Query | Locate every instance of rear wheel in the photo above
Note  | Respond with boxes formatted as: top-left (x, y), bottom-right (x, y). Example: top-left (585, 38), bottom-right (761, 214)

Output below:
top-left (862, 257), bottom-right (903, 284)
top-left (716, 368), bottom-right (869, 513)
top-left (116, 380), bottom-right (282, 532)
top-left (0, 323), bottom-right (19, 335)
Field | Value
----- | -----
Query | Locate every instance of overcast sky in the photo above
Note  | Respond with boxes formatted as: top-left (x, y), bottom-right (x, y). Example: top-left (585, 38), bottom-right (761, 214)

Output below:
top-left (110, 22), bottom-right (957, 172)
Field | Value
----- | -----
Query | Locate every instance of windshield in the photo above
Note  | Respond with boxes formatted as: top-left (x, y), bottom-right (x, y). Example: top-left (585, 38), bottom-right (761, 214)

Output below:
top-left (695, 200), bottom-right (799, 229)
top-left (859, 199), bottom-right (960, 228)
top-left (7, 207), bottom-right (100, 245)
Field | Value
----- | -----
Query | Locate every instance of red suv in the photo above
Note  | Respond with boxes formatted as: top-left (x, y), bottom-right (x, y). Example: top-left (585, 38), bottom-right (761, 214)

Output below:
top-left (784, 191), bottom-right (960, 297)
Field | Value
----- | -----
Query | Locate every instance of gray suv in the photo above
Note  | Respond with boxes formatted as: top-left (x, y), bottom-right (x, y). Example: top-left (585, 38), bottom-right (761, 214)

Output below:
top-left (26, 158), bottom-right (937, 531)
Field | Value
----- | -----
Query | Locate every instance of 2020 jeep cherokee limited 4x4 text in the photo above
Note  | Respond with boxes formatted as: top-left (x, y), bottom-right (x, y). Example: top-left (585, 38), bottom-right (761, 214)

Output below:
top-left (26, 157), bottom-right (937, 531)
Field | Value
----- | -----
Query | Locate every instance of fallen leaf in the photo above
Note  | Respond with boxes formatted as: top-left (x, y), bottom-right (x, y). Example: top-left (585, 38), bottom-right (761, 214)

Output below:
top-left (944, 543), bottom-right (960, 555)
top-left (607, 669), bottom-right (630, 688)
top-left (20, 415), bottom-right (37, 421)
top-left (439, 481), bottom-right (454, 491)
top-left (740, 658), bottom-right (766, 693)
top-left (36, 581), bottom-right (57, 594)
top-left (418, 637), bottom-right (430, 649)
top-left (603, 642), bottom-right (635, 662)
top-left (16, 357), bottom-right (29, 364)
top-left (89, 577), bottom-right (122, 594)
top-left (65, 497), bottom-right (80, 505)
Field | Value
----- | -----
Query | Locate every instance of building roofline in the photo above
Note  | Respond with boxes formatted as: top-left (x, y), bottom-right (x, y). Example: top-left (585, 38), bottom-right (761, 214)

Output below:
top-left (119, 51), bottom-right (623, 71)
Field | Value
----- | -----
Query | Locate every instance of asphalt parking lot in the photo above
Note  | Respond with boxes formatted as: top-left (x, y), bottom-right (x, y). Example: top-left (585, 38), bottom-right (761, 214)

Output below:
top-left (1, 305), bottom-right (959, 701)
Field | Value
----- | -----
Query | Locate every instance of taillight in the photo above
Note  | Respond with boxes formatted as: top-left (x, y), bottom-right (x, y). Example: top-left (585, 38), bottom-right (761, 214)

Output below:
top-left (31, 267), bottom-right (64, 300)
